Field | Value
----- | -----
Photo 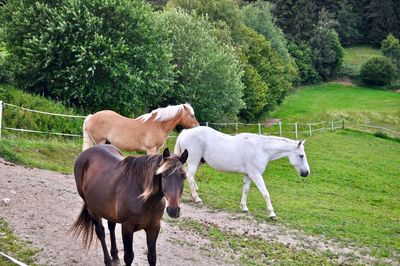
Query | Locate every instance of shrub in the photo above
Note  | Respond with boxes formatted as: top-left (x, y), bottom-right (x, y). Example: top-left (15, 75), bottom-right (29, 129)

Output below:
top-left (0, 0), bottom-right (174, 116)
top-left (158, 8), bottom-right (244, 122)
top-left (360, 57), bottom-right (397, 86)
top-left (381, 34), bottom-right (400, 74)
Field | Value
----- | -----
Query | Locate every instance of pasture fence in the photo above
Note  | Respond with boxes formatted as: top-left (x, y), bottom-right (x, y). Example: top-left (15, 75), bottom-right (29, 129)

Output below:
top-left (0, 101), bottom-right (399, 140)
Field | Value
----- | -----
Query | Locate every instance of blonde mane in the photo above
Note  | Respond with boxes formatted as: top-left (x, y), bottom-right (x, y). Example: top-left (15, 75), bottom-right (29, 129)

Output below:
top-left (137, 104), bottom-right (194, 123)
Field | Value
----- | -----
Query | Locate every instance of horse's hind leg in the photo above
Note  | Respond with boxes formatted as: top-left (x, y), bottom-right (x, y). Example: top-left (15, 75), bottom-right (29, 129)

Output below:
top-left (121, 224), bottom-right (134, 266)
top-left (186, 160), bottom-right (202, 203)
top-left (145, 224), bottom-right (161, 266)
top-left (92, 217), bottom-right (112, 265)
top-left (107, 221), bottom-right (119, 263)
top-left (240, 175), bottom-right (251, 213)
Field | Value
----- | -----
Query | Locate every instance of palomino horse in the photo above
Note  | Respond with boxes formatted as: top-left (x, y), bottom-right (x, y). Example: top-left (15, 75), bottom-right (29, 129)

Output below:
top-left (174, 126), bottom-right (310, 219)
top-left (82, 103), bottom-right (199, 153)
top-left (71, 145), bottom-right (188, 266)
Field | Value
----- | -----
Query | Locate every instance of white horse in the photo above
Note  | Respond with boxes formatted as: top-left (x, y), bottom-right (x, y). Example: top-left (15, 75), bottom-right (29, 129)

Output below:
top-left (174, 126), bottom-right (310, 219)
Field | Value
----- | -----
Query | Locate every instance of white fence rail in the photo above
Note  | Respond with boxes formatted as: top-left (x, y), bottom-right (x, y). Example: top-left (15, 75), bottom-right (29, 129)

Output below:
top-left (0, 101), bottom-right (399, 139)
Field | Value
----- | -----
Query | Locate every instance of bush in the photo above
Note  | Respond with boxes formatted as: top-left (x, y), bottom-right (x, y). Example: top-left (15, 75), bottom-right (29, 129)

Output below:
top-left (0, 0), bottom-right (174, 116)
top-left (381, 34), bottom-right (400, 75)
top-left (158, 8), bottom-right (244, 122)
top-left (360, 57), bottom-right (397, 86)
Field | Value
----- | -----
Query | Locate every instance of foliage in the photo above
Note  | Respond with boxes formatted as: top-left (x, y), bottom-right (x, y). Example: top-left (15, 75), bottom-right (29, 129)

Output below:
top-left (241, 26), bottom-right (295, 116)
top-left (287, 42), bottom-right (320, 85)
top-left (360, 57), bottom-right (397, 86)
top-left (242, 1), bottom-right (289, 60)
top-left (336, 0), bottom-right (362, 46)
top-left (272, 0), bottom-right (318, 42)
top-left (381, 34), bottom-right (400, 75)
top-left (158, 8), bottom-right (244, 122)
top-left (309, 9), bottom-right (344, 80)
top-left (0, 0), bottom-right (174, 116)
top-left (366, 0), bottom-right (399, 46)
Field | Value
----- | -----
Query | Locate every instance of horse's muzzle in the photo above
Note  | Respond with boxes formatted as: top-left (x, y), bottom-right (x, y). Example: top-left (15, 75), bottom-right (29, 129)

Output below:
top-left (166, 207), bottom-right (181, 218)
top-left (300, 170), bottom-right (309, 177)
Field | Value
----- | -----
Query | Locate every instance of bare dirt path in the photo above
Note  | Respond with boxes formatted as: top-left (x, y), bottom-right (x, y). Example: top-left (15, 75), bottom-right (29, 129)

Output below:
top-left (0, 157), bottom-right (389, 265)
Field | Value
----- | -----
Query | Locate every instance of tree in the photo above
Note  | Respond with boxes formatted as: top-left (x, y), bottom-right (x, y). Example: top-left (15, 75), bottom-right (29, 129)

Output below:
top-left (158, 8), bottom-right (244, 122)
top-left (366, 0), bottom-right (399, 46)
top-left (0, 0), bottom-right (174, 115)
top-left (381, 34), bottom-right (400, 74)
top-left (336, 0), bottom-right (362, 46)
top-left (272, 0), bottom-right (318, 42)
top-left (309, 8), bottom-right (344, 80)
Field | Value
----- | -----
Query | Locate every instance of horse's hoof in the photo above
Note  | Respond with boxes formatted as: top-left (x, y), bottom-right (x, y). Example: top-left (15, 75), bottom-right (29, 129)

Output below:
top-left (194, 199), bottom-right (203, 203)
top-left (111, 260), bottom-right (121, 266)
top-left (269, 215), bottom-right (277, 220)
top-left (242, 209), bottom-right (249, 213)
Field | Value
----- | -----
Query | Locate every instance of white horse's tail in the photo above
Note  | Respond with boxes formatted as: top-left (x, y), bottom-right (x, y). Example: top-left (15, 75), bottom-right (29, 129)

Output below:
top-left (174, 133), bottom-right (183, 156)
top-left (82, 114), bottom-right (94, 151)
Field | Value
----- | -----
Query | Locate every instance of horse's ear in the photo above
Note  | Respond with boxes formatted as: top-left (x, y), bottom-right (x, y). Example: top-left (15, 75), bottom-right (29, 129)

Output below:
top-left (162, 148), bottom-right (170, 158)
top-left (298, 140), bottom-right (306, 148)
top-left (180, 149), bottom-right (188, 164)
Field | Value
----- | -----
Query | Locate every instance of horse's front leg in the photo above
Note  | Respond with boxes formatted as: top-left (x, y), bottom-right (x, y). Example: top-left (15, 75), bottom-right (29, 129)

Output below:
top-left (107, 221), bottom-right (119, 264)
top-left (121, 224), bottom-right (134, 266)
top-left (249, 173), bottom-right (276, 219)
top-left (240, 175), bottom-right (251, 213)
top-left (92, 217), bottom-right (113, 265)
top-left (145, 224), bottom-right (161, 266)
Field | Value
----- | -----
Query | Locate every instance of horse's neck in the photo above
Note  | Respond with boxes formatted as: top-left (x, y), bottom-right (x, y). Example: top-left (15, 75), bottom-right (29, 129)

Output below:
top-left (262, 138), bottom-right (296, 161)
top-left (157, 115), bottom-right (181, 134)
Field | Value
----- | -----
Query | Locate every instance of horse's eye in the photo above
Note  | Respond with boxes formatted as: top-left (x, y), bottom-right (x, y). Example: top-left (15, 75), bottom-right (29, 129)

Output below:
top-left (299, 155), bottom-right (304, 159)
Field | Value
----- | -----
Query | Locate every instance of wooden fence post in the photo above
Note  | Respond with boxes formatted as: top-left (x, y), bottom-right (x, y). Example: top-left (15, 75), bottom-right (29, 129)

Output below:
top-left (0, 101), bottom-right (3, 139)
top-left (258, 123), bottom-right (261, 135)
top-left (235, 122), bottom-right (238, 135)
top-left (342, 120), bottom-right (345, 129)
top-left (206, 122), bottom-right (208, 127)
top-left (295, 123), bottom-right (298, 139)
top-left (279, 121), bottom-right (282, 137)
top-left (308, 123), bottom-right (312, 136)
top-left (331, 121), bottom-right (334, 132)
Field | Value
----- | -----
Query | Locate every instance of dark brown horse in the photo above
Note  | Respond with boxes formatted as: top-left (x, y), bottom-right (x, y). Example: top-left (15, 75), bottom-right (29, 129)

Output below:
top-left (71, 144), bottom-right (188, 266)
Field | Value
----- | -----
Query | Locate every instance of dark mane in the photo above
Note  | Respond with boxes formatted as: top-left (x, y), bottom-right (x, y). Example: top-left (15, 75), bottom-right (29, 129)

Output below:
top-left (121, 154), bottom-right (183, 201)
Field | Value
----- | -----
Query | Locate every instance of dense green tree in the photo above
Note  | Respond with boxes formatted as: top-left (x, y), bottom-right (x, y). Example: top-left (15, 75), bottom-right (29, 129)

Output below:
top-left (287, 42), bottom-right (320, 84)
top-left (309, 8), bottom-right (344, 80)
top-left (158, 8), bottom-right (244, 122)
top-left (0, 0), bottom-right (174, 115)
top-left (272, 0), bottom-right (318, 42)
top-left (242, 1), bottom-right (290, 60)
top-left (366, 0), bottom-right (399, 46)
top-left (337, 0), bottom-right (362, 46)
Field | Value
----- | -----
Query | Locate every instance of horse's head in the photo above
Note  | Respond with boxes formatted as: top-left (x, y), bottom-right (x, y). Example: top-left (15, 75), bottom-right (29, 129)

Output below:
top-left (156, 148), bottom-right (188, 218)
top-left (178, 104), bottom-right (200, 128)
top-left (288, 140), bottom-right (310, 177)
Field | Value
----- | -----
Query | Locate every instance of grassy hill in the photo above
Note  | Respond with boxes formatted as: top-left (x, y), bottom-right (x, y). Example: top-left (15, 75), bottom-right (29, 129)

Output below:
top-left (270, 82), bottom-right (400, 131)
top-left (341, 45), bottom-right (382, 78)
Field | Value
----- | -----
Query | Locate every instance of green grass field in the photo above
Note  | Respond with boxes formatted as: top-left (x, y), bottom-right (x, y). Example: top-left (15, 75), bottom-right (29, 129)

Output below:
top-left (341, 46), bottom-right (382, 78)
top-left (270, 83), bottom-right (400, 131)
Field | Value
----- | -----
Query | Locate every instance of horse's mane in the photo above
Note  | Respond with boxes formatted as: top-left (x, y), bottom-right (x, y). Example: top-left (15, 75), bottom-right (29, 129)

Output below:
top-left (136, 103), bottom-right (194, 123)
top-left (262, 135), bottom-right (299, 145)
top-left (122, 154), bottom-right (183, 201)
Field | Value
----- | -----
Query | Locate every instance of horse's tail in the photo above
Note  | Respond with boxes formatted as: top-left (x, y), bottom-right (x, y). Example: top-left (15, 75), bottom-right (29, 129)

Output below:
top-left (174, 132), bottom-right (183, 156)
top-left (82, 114), bottom-right (94, 151)
top-left (69, 203), bottom-right (94, 251)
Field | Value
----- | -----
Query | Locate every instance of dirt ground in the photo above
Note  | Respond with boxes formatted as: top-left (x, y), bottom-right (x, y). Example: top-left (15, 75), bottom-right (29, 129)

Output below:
top-left (0, 157), bottom-right (388, 265)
